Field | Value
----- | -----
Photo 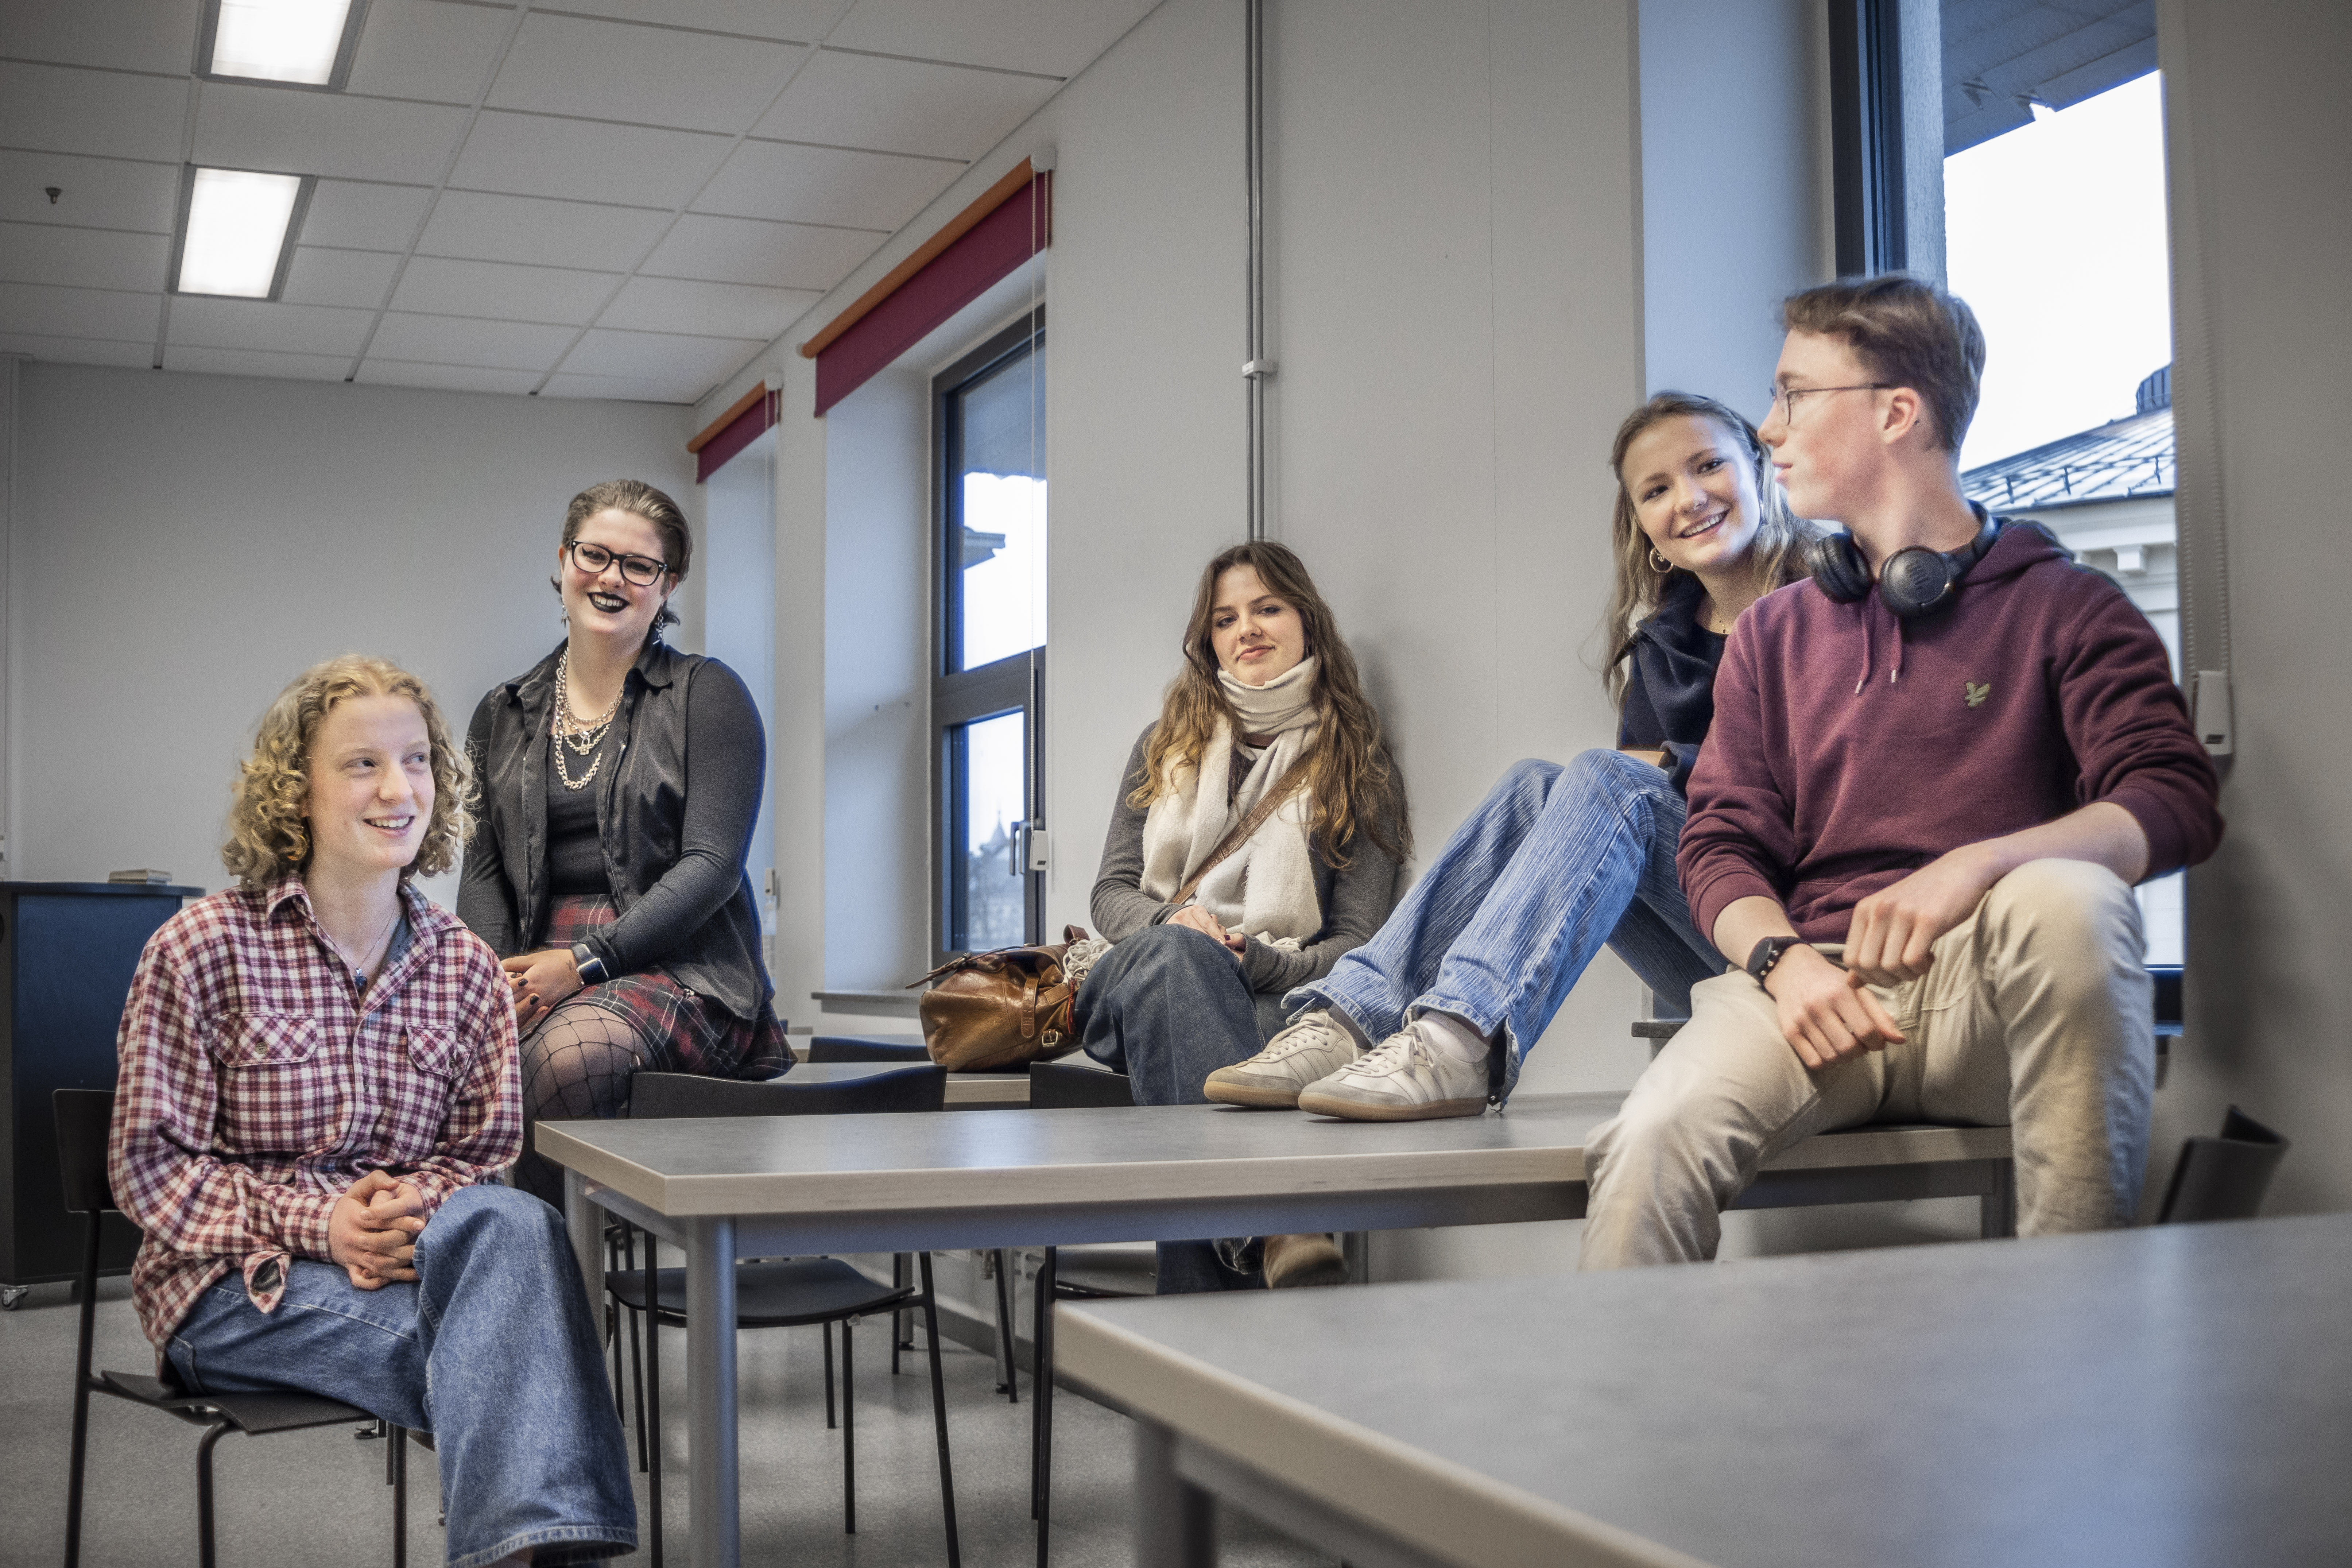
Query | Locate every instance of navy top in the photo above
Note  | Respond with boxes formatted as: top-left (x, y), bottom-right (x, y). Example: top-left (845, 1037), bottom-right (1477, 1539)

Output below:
top-left (1615, 575), bottom-right (1728, 796)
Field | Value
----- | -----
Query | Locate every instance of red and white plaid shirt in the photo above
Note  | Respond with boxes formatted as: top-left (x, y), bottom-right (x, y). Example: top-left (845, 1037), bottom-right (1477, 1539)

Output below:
top-left (108, 876), bottom-right (520, 1349)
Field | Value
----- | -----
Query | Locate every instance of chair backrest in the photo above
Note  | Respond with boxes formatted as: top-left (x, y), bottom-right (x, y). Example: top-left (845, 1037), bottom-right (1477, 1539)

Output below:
top-left (53, 1089), bottom-right (118, 1215)
top-left (807, 1035), bottom-right (931, 1064)
top-left (631, 1066), bottom-right (946, 1119)
top-left (2157, 1104), bottom-right (2291, 1224)
top-left (1028, 1062), bottom-right (1136, 1109)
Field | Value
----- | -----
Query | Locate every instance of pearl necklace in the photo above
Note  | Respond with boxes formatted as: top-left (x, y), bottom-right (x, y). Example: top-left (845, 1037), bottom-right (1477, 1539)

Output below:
top-left (553, 651), bottom-right (622, 792)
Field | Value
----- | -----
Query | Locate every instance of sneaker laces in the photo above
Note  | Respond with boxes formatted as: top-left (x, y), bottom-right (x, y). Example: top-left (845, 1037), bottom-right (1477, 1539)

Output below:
top-left (1351, 1026), bottom-right (1433, 1075)
top-left (1267, 1011), bottom-right (1349, 1059)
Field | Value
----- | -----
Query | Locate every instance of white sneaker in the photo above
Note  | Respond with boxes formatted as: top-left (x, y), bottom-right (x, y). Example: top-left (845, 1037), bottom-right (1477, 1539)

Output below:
top-left (1295, 1020), bottom-right (1489, 1121)
top-left (1203, 1010), bottom-right (1363, 1108)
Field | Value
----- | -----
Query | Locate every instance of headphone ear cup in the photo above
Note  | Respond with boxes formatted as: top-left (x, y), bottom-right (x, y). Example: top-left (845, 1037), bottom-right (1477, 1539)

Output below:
top-left (1805, 532), bottom-right (1871, 604)
top-left (1878, 546), bottom-right (1955, 617)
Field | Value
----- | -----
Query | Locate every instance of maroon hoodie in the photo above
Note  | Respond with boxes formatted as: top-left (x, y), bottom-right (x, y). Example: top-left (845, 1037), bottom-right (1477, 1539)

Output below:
top-left (1679, 519), bottom-right (2223, 944)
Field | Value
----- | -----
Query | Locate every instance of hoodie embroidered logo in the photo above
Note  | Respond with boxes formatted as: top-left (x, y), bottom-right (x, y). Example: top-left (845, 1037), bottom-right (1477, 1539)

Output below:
top-left (1965, 681), bottom-right (1991, 708)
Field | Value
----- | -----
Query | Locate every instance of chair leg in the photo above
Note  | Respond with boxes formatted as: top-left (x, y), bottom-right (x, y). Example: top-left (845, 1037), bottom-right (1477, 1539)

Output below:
top-left (196, 1421), bottom-right (231, 1568)
top-left (385, 1418), bottom-right (397, 1483)
top-left (392, 1425), bottom-right (408, 1568)
top-left (892, 1254), bottom-right (908, 1376)
top-left (842, 1319), bottom-right (856, 1534)
top-left (920, 1255), bottom-right (962, 1568)
top-left (625, 1229), bottom-right (647, 1473)
top-left (644, 1234), bottom-right (663, 1568)
top-left (823, 1320), bottom-right (836, 1429)
top-left (1034, 1245), bottom-right (1058, 1567)
top-left (606, 1234), bottom-right (625, 1418)
top-left (1030, 1249), bottom-right (1045, 1519)
top-left (993, 1250), bottom-right (1019, 1402)
top-left (65, 1212), bottom-right (102, 1568)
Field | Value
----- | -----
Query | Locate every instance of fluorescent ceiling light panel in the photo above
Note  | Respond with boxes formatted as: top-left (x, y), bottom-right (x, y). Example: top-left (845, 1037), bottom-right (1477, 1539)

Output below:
top-left (207, 0), bottom-right (360, 86)
top-left (177, 168), bottom-right (305, 297)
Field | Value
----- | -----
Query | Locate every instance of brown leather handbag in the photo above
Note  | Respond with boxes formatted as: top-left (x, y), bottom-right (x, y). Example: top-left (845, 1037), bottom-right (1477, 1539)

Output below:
top-left (913, 925), bottom-right (1092, 1072)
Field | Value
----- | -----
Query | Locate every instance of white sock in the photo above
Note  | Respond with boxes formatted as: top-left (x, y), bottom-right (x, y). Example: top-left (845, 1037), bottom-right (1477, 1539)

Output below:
top-left (1414, 1011), bottom-right (1491, 1062)
top-left (1327, 1009), bottom-right (1372, 1050)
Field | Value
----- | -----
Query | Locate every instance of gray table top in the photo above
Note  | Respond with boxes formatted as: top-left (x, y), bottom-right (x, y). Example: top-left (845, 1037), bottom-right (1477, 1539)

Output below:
top-left (1059, 1213), bottom-right (2352, 1568)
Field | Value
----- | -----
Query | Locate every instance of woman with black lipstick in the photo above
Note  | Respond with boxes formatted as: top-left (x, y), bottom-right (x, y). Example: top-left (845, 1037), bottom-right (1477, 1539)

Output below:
top-left (460, 479), bottom-right (787, 1203)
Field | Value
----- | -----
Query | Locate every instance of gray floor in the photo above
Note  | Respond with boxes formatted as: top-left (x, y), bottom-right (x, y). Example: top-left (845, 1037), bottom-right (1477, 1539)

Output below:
top-left (0, 1273), bottom-right (1329, 1568)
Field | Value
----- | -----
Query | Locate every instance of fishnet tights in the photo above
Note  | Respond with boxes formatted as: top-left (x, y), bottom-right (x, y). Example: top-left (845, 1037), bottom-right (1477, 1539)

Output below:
top-left (513, 1000), bottom-right (653, 1204)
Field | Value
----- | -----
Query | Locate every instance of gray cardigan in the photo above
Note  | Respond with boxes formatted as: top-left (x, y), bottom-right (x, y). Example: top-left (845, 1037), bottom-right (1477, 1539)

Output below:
top-left (1089, 725), bottom-right (1402, 996)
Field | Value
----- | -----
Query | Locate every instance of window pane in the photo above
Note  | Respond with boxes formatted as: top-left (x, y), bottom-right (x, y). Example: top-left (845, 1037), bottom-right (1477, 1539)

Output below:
top-left (955, 349), bottom-right (1046, 671)
top-left (956, 710), bottom-right (1027, 951)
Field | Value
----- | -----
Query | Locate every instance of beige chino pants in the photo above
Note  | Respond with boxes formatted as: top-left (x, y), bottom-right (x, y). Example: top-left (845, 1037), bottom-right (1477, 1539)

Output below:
top-left (1580, 858), bottom-right (2154, 1269)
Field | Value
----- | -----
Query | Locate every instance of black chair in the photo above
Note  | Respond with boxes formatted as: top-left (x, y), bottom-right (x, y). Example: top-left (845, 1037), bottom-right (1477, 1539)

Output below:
top-left (2158, 1105), bottom-right (2290, 1223)
top-left (806, 1035), bottom-right (931, 1063)
top-left (54, 1090), bottom-right (411, 1568)
top-left (610, 1068), bottom-right (960, 1568)
top-left (1020, 1062), bottom-right (1155, 1564)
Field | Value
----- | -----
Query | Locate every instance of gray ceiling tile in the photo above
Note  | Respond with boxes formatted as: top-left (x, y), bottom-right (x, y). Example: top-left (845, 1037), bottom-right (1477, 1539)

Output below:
top-left (0, 62), bottom-right (190, 163)
top-left (195, 81), bottom-right (472, 183)
top-left (167, 295), bottom-right (376, 355)
top-left (0, 150), bottom-right (181, 232)
top-left (558, 325), bottom-right (760, 383)
top-left (345, 0), bottom-right (515, 105)
top-left (367, 309), bottom-right (578, 370)
top-left (418, 189), bottom-right (669, 271)
top-left (695, 140), bottom-right (959, 230)
top-left (540, 369), bottom-right (716, 404)
top-left (357, 359), bottom-right (546, 394)
top-left (597, 275), bottom-right (816, 340)
top-left (0, 222), bottom-right (171, 293)
top-left (164, 344), bottom-right (351, 380)
top-left (281, 247), bottom-right (403, 309)
top-left (488, 12), bottom-right (806, 136)
top-left (390, 254), bottom-right (618, 325)
top-left (0, 0), bottom-right (199, 76)
top-left (825, 0), bottom-right (1158, 77)
top-left (0, 331), bottom-right (156, 368)
top-left (541, 1), bottom-right (836, 44)
top-left (755, 49), bottom-right (1057, 160)
top-left (300, 180), bottom-right (434, 251)
top-left (639, 213), bottom-right (880, 290)
top-left (451, 111), bottom-right (732, 208)
top-left (0, 280), bottom-right (162, 342)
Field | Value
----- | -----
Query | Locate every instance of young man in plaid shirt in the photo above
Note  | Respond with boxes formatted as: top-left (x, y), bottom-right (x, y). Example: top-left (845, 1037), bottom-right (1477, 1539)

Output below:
top-left (109, 655), bottom-right (634, 1567)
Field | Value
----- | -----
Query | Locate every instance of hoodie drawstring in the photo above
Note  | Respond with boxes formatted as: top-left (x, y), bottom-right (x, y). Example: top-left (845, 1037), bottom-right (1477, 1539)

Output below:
top-left (1852, 598), bottom-right (1907, 694)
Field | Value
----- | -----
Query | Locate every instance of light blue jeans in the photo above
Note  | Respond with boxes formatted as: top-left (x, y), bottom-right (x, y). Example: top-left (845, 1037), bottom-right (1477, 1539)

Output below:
top-left (1287, 750), bottom-right (1723, 1103)
top-left (167, 1185), bottom-right (636, 1568)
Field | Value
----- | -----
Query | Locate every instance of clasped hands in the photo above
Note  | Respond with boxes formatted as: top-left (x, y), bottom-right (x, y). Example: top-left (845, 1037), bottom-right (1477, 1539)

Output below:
top-left (1766, 846), bottom-right (1999, 1071)
top-left (328, 1171), bottom-right (429, 1290)
top-left (1168, 905), bottom-right (1249, 960)
top-left (501, 947), bottom-right (584, 1029)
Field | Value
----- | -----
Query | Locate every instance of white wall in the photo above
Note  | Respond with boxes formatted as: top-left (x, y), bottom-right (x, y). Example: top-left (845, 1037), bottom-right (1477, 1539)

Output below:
top-left (2159, 0), bottom-right (2352, 1215)
top-left (7, 364), bottom-right (694, 907)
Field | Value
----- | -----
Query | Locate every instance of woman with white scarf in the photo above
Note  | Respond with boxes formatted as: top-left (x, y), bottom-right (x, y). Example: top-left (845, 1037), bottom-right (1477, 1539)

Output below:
top-left (1084, 542), bottom-right (1410, 1292)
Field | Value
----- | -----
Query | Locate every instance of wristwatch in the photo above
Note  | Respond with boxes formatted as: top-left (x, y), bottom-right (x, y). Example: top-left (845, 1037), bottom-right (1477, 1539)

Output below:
top-left (1744, 936), bottom-right (1805, 994)
top-left (570, 942), bottom-right (609, 986)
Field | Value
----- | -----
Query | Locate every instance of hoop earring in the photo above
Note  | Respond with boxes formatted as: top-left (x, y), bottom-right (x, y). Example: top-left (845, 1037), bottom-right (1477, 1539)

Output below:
top-left (1648, 547), bottom-right (1673, 574)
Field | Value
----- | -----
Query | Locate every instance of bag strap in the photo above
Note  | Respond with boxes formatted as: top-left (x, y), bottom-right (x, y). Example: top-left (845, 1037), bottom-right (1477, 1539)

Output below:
top-left (1170, 762), bottom-right (1306, 910)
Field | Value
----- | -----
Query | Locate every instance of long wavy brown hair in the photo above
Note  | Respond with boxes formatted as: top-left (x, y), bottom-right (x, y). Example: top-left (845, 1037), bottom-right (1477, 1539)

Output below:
top-left (221, 655), bottom-right (474, 890)
top-left (1128, 542), bottom-right (1410, 867)
top-left (1599, 391), bottom-right (1819, 703)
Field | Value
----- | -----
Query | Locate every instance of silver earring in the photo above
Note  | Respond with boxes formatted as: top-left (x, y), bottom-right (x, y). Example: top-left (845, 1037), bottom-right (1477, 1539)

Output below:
top-left (1648, 547), bottom-right (1672, 573)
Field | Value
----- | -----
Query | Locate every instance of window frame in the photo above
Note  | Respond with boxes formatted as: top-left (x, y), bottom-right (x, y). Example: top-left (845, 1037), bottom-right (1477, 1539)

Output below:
top-left (1827, 0), bottom-right (1911, 276)
top-left (930, 308), bottom-right (1047, 961)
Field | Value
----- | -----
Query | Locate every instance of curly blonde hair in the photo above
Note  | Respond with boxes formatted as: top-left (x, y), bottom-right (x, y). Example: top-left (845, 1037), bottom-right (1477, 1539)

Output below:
top-left (222, 655), bottom-right (474, 890)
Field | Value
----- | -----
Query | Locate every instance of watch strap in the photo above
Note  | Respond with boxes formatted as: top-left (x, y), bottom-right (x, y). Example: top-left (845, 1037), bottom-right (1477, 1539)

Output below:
top-left (1745, 935), bottom-right (1804, 992)
top-left (570, 942), bottom-right (608, 986)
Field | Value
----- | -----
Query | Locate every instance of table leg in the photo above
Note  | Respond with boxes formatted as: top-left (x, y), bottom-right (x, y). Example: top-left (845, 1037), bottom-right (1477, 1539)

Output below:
top-left (1981, 1159), bottom-right (2017, 1239)
top-left (686, 1217), bottom-right (739, 1568)
top-left (563, 1168), bottom-right (604, 1312)
top-left (1135, 1418), bottom-right (1216, 1568)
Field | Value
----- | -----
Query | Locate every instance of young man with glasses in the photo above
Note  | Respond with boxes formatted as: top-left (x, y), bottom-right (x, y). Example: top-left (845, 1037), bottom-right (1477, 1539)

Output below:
top-left (1577, 275), bottom-right (2222, 1267)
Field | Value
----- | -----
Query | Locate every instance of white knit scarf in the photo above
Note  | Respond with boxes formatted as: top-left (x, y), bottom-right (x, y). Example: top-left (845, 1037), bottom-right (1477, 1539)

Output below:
top-left (1139, 658), bottom-right (1323, 944)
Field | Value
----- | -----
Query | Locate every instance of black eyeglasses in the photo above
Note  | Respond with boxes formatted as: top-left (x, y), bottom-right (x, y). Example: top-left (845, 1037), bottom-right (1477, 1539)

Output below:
top-left (1765, 383), bottom-right (1890, 427)
top-left (567, 540), bottom-right (670, 587)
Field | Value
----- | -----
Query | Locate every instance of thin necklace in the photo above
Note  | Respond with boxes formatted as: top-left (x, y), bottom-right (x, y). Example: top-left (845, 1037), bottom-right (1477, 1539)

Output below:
top-left (553, 650), bottom-right (622, 792)
top-left (324, 897), bottom-right (401, 986)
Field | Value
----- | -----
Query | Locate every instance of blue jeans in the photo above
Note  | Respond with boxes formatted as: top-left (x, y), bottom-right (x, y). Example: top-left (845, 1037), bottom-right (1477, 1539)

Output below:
top-left (167, 1185), bottom-right (635, 1568)
top-left (1288, 750), bottom-right (1722, 1103)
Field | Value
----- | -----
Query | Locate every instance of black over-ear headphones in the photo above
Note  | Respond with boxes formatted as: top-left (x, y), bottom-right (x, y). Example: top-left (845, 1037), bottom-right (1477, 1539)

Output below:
top-left (1805, 513), bottom-right (2003, 619)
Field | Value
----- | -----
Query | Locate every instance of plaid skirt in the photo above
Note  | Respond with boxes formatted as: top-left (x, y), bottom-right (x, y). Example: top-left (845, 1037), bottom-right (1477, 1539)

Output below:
top-left (541, 894), bottom-right (790, 1080)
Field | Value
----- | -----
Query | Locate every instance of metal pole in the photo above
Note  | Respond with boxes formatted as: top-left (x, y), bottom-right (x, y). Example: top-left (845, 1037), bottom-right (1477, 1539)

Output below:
top-left (1244, 0), bottom-right (1272, 541)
